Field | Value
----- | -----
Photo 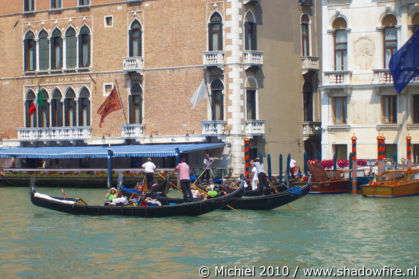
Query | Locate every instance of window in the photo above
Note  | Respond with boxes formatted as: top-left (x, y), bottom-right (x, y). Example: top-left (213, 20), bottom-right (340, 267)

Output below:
top-left (24, 31), bottom-right (36, 71)
top-left (129, 20), bottom-right (142, 57)
top-left (382, 95), bottom-right (397, 124)
top-left (208, 13), bottom-right (223, 51)
top-left (65, 28), bottom-right (77, 69)
top-left (246, 90), bottom-right (256, 120)
top-left (51, 89), bottom-right (63, 127)
top-left (385, 144), bottom-right (397, 161)
top-left (413, 144), bottom-right (419, 163)
top-left (211, 79), bottom-right (224, 121)
top-left (51, 29), bottom-right (62, 70)
top-left (334, 144), bottom-right (347, 160)
top-left (79, 26), bottom-right (90, 68)
top-left (414, 95), bottom-right (419, 123)
top-left (37, 89), bottom-right (50, 128)
top-left (301, 14), bottom-right (310, 57)
top-left (412, 13), bottom-right (419, 34)
top-left (79, 0), bottom-right (89, 6)
top-left (333, 97), bottom-right (347, 124)
top-left (129, 83), bottom-right (142, 124)
top-left (382, 15), bottom-right (397, 69)
top-left (244, 12), bottom-right (257, 51)
top-left (333, 18), bottom-right (347, 71)
top-left (39, 30), bottom-right (49, 71)
top-left (303, 92), bottom-right (313, 122)
top-left (105, 16), bottom-right (113, 27)
top-left (25, 90), bottom-right (36, 127)
top-left (64, 88), bottom-right (76, 127)
top-left (78, 87), bottom-right (90, 126)
top-left (24, 0), bottom-right (34, 12)
top-left (51, 0), bottom-right (61, 9)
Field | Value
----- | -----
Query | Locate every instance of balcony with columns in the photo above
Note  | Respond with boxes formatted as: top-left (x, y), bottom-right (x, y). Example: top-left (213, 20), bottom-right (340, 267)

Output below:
top-left (302, 121), bottom-right (321, 140)
top-left (123, 57), bottom-right (144, 74)
top-left (121, 124), bottom-right (145, 139)
top-left (245, 120), bottom-right (265, 137)
top-left (201, 121), bottom-right (226, 137)
top-left (301, 56), bottom-right (319, 74)
top-left (203, 51), bottom-right (224, 69)
top-left (17, 126), bottom-right (92, 143)
top-left (323, 69), bottom-right (352, 87)
top-left (244, 51), bottom-right (264, 69)
top-left (373, 69), bottom-right (419, 87)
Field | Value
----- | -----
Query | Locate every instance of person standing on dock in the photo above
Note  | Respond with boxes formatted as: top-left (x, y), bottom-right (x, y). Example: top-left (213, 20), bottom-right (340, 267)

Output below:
top-left (174, 157), bottom-right (193, 202)
top-left (142, 157), bottom-right (156, 191)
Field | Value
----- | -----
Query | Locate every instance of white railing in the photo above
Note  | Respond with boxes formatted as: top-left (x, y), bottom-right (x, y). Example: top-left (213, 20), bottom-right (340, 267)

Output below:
top-left (201, 121), bottom-right (226, 136)
top-left (246, 120), bottom-right (265, 136)
top-left (244, 51), bottom-right (264, 67)
top-left (17, 126), bottom-right (92, 141)
top-left (324, 70), bottom-right (352, 85)
top-left (373, 69), bottom-right (419, 85)
top-left (302, 121), bottom-right (321, 138)
top-left (121, 124), bottom-right (145, 138)
top-left (123, 57), bottom-right (144, 73)
top-left (301, 56), bottom-right (319, 72)
top-left (203, 51), bottom-right (224, 67)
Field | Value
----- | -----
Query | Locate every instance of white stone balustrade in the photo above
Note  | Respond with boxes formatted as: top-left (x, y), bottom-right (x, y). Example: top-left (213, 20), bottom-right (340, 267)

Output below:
top-left (123, 57), bottom-right (144, 73)
top-left (201, 121), bottom-right (226, 136)
top-left (18, 126), bottom-right (92, 141)
top-left (245, 120), bottom-right (265, 136)
top-left (121, 124), bottom-right (145, 139)
top-left (244, 51), bottom-right (264, 67)
top-left (203, 51), bottom-right (224, 67)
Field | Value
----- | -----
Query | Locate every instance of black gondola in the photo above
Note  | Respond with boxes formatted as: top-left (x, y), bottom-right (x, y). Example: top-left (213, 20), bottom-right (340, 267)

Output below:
top-left (30, 182), bottom-right (244, 218)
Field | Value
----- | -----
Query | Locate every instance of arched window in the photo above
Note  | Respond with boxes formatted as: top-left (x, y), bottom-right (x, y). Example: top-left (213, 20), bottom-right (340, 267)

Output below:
top-left (64, 88), bottom-right (77, 126)
top-left (209, 12), bottom-right (223, 51)
top-left (412, 13), bottom-right (419, 33)
top-left (25, 90), bottom-right (36, 127)
top-left (245, 12), bottom-right (257, 51)
top-left (211, 79), bottom-right (224, 121)
top-left (333, 18), bottom-right (347, 71)
top-left (37, 89), bottom-right (50, 128)
top-left (78, 87), bottom-right (90, 126)
top-left (24, 31), bottom-right (36, 71)
top-left (129, 20), bottom-right (142, 57)
top-left (79, 26), bottom-right (90, 68)
top-left (382, 15), bottom-right (397, 69)
top-left (51, 89), bottom-right (63, 127)
top-left (129, 83), bottom-right (142, 124)
top-left (39, 30), bottom-right (49, 71)
top-left (51, 29), bottom-right (63, 70)
top-left (66, 27), bottom-right (77, 69)
top-left (301, 15), bottom-right (310, 57)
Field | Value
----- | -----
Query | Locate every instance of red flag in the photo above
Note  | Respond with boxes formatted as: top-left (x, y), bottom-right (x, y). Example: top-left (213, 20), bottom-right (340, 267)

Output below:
top-left (97, 87), bottom-right (122, 128)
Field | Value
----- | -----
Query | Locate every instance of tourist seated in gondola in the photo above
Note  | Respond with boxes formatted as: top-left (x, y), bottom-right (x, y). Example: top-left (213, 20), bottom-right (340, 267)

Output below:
top-left (128, 192), bottom-right (141, 205)
top-left (110, 192), bottom-right (128, 206)
top-left (104, 187), bottom-right (118, 205)
top-left (206, 185), bottom-right (218, 198)
top-left (191, 189), bottom-right (202, 200)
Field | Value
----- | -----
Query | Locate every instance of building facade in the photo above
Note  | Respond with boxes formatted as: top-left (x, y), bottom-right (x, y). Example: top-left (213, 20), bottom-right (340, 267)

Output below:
top-left (0, 0), bottom-right (308, 175)
top-left (321, 0), bottom-right (419, 163)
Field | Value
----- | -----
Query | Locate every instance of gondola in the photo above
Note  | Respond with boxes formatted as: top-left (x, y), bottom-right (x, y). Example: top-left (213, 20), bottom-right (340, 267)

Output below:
top-left (30, 181), bottom-right (245, 218)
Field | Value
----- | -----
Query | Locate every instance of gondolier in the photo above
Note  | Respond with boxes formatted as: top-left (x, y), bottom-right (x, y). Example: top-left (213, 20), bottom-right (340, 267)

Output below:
top-left (142, 157), bottom-right (156, 191)
top-left (254, 157), bottom-right (270, 194)
top-left (202, 153), bottom-right (214, 184)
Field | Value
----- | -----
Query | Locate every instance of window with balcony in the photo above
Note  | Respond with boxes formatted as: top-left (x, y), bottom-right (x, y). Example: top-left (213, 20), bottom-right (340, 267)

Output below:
top-left (382, 95), bottom-right (397, 124)
top-left (78, 26), bottom-right (90, 68)
top-left (65, 27), bottom-right (77, 69)
top-left (64, 88), bottom-right (77, 127)
top-left (211, 79), bottom-right (224, 121)
top-left (208, 12), bottom-right (223, 51)
top-left (51, 0), bottom-right (61, 9)
top-left (37, 89), bottom-right (50, 128)
top-left (382, 15), bottom-right (397, 69)
top-left (333, 18), bottom-right (347, 71)
top-left (129, 20), bottom-right (142, 57)
top-left (244, 12), bottom-right (257, 51)
top-left (301, 14), bottom-right (310, 57)
top-left (39, 30), bottom-right (49, 71)
top-left (24, 0), bottom-right (34, 12)
top-left (24, 31), bottom-right (36, 71)
top-left (334, 144), bottom-right (347, 160)
top-left (414, 95), bottom-right (419, 123)
top-left (51, 89), bottom-right (63, 127)
top-left (333, 96), bottom-right (347, 124)
top-left (51, 29), bottom-right (62, 70)
top-left (246, 90), bottom-right (256, 120)
top-left (25, 90), bottom-right (36, 127)
top-left (129, 83), bottom-right (142, 124)
top-left (78, 87), bottom-right (90, 126)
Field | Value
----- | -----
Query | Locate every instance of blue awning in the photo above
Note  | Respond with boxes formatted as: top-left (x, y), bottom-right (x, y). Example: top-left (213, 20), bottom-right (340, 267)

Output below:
top-left (0, 143), bottom-right (225, 159)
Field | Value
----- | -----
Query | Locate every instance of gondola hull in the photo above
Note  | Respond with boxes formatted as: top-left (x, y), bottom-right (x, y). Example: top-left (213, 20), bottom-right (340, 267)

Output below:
top-left (223, 184), bottom-right (311, 210)
top-left (30, 184), bottom-right (244, 218)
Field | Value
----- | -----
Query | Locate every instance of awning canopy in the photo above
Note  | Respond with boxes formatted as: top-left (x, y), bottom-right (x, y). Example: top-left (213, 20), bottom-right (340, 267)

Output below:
top-left (0, 143), bottom-right (225, 159)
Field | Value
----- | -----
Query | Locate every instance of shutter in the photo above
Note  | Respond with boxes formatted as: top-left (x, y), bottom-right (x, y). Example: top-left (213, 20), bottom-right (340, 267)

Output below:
top-left (245, 22), bottom-right (250, 50)
top-left (128, 95), bottom-right (133, 123)
top-left (87, 100), bottom-right (90, 126)
top-left (67, 36), bottom-right (76, 68)
top-left (208, 23), bottom-right (213, 51)
top-left (252, 23), bottom-right (257, 50)
top-left (219, 23), bottom-right (223, 51)
top-left (39, 38), bottom-right (49, 70)
top-left (129, 29), bottom-right (133, 57)
top-left (24, 40), bottom-right (28, 70)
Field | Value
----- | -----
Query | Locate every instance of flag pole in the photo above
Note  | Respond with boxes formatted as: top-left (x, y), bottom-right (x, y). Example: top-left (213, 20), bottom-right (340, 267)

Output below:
top-left (114, 79), bottom-right (128, 125)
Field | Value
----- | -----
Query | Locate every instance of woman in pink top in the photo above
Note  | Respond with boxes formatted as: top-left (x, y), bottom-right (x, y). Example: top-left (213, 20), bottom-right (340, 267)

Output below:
top-left (174, 157), bottom-right (193, 202)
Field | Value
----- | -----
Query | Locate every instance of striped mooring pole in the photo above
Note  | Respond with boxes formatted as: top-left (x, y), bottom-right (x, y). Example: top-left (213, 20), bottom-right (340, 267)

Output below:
top-left (244, 137), bottom-right (250, 178)
top-left (377, 134), bottom-right (386, 161)
top-left (351, 134), bottom-right (357, 194)
top-left (406, 135), bottom-right (412, 170)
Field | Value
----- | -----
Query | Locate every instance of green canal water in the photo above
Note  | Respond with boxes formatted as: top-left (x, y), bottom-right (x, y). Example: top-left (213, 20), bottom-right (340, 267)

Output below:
top-left (0, 187), bottom-right (418, 279)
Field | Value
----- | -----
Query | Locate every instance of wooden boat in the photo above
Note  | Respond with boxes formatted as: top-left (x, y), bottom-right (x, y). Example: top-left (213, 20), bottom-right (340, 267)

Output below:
top-left (30, 181), bottom-right (244, 217)
top-left (361, 168), bottom-right (419, 198)
top-left (223, 183), bottom-right (311, 210)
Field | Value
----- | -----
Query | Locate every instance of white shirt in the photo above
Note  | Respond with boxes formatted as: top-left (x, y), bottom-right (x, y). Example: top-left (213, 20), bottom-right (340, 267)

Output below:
top-left (142, 161), bottom-right (156, 173)
top-left (290, 159), bottom-right (296, 168)
top-left (251, 166), bottom-right (258, 181)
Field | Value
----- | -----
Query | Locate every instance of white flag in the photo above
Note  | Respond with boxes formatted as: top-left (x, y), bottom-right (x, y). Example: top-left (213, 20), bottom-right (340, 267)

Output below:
top-left (189, 80), bottom-right (208, 109)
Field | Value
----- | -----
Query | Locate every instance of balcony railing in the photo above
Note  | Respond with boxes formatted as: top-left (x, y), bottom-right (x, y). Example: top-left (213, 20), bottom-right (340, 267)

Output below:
top-left (324, 70), bottom-right (352, 86)
top-left (123, 57), bottom-right (144, 74)
top-left (17, 127), bottom-right (92, 142)
top-left (244, 51), bottom-right (264, 68)
top-left (201, 121), bottom-right (226, 136)
top-left (246, 120), bottom-right (265, 136)
top-left (203, 51), bottom-right (224, 68)
top-left (301, 56), bottom-right (319, 73)
top-left (373, 69), bottom-right (419, 86)
top-left (302, 121), bottom-right (321, 139)
top-left (121, 124), bottom-right (145, 139)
